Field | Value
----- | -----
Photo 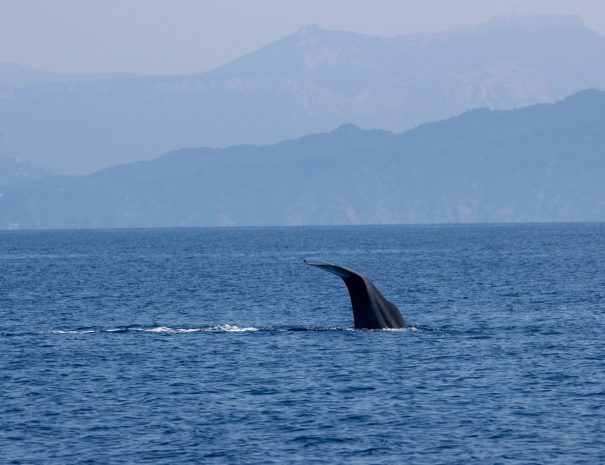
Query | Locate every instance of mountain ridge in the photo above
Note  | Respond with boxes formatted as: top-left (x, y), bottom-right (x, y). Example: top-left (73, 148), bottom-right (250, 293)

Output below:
top-left (1, 14), bottom-right (604, 174)
top-left (1, 88), bottom-right (603, 229)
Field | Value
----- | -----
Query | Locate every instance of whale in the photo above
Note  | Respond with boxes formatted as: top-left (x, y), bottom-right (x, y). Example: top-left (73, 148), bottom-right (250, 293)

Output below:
top-left (304, 259), bottom-right (405, 329)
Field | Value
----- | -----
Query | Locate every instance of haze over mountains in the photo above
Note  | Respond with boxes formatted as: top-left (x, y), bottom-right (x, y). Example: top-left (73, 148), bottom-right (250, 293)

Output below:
top-left (1, 14), bottom-right (604, 174)
top-left (0, 156), bottom-right (51, 186)
top-left (1, 88), bottom-right (603, 229)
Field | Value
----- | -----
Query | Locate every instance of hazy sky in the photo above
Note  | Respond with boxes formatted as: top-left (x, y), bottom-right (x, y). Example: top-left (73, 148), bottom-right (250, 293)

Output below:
top-left (1, 0), bottom-right (604, 74)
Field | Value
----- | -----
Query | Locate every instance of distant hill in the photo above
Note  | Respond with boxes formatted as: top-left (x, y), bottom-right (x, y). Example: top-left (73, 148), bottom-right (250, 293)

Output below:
top-left (1, 89), bottom-right (604, 229)
top-left (1, 14), bottom-right (604, 174)
top-left (0, 63), bottom-right (72, 89)
top-left (0, 63), bottom-right (137, 88)
top-left (0, 157), bottom-right (51, 186)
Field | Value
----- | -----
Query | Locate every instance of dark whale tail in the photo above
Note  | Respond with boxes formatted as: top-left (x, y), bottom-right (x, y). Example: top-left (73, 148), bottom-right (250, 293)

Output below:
top-left (304, 259), bottom-right (405, 329)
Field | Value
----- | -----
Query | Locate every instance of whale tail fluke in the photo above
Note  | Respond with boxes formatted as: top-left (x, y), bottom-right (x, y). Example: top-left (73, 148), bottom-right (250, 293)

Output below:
top-left (304, 258), bottom-right (405, 329)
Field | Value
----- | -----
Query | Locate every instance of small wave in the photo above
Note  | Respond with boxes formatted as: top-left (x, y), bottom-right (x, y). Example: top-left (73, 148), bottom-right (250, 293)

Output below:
top-left (48, 325), bottom-right (259, 335)
top-left (136, 325), bottom-right (258, 333)
top-left (48, 329), bottom-right (95, 334)
top-left (211, 324), bottom-right (258, 332)
top-left (141, 326), bottom-right (182, 333)
top-left (46, 324), bottom-right (420, 335)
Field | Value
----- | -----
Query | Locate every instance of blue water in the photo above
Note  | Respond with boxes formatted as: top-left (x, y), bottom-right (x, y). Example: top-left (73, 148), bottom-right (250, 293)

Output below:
top-left (1, 224), bottom-right (604, 464)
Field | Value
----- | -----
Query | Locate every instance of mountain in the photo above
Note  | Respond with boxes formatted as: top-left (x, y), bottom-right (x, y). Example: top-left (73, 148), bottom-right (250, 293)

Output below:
top-left (0, 157), bottom-right (51, 186)
top-left (1, 89), bottom-right (604, 229)
top-left (1, 14), bottom-right (604, 174)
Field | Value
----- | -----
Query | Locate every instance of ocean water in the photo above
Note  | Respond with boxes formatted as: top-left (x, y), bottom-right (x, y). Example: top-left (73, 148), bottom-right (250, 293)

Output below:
top-left (1, 224), bottom-right (604, 465)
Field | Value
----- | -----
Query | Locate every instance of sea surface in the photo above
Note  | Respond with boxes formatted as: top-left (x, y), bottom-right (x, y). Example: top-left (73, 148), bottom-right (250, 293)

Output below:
top-left (1, 224), bottom-right (604, 465)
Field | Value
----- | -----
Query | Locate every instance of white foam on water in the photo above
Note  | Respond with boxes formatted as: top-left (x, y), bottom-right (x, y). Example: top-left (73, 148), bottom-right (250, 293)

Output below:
top-left (136, 325), bottom-right (258, 333)
top-left (49, 325), bottom-right (261, 334)
top-left (144, 326), bottom-right (175, 333)
top-left (210, 324), bottom-right (258, 332)
top-left (48, 325), bottom-right (420, 335)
